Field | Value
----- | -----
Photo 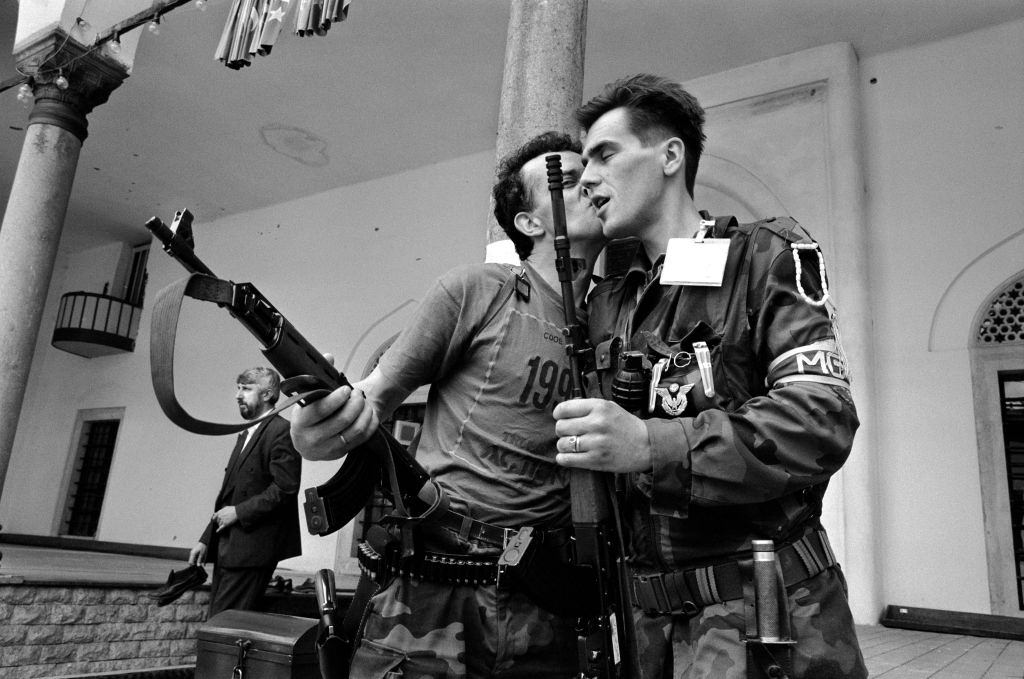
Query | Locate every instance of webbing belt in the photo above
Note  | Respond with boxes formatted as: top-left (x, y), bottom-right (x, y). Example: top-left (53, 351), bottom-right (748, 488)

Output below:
top-left (631, 529), bottom-right (837, 616)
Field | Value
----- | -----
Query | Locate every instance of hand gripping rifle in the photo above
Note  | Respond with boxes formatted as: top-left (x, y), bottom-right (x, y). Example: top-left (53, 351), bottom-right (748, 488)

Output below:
top-left (146, 209), bottom-right (431, 543)
top-left (546, 156), bottom-right (639, 679)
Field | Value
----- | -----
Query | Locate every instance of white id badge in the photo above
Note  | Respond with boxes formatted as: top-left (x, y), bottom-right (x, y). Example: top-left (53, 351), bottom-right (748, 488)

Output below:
top-left (659, 237), bottom-right (730, 286)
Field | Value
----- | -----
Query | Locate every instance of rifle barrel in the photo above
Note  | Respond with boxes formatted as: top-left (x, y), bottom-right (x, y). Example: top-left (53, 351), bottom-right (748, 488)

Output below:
top-left (145, 216), bottom-right (215, 277)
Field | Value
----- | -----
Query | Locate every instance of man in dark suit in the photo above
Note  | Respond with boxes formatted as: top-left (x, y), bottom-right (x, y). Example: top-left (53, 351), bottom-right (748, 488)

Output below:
top-left (188, 366), bottom-right (302, 617)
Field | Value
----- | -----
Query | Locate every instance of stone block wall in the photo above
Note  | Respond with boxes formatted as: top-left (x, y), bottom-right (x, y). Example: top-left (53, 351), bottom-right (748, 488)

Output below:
top-left (0, 584), bottom-right (208, 679)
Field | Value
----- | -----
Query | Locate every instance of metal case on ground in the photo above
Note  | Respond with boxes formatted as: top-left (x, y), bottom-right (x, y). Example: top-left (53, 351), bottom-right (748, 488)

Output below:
top-left (195, 609), bottom-right (319, 679)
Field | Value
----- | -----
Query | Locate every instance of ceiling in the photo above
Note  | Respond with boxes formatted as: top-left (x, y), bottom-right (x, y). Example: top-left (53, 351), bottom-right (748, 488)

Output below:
top-left (2, 0), bottom-right (1023, 251)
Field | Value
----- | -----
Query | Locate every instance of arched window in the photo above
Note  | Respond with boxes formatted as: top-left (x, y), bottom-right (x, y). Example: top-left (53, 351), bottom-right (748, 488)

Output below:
top-left (977, 278), bottom-right (1024, 345)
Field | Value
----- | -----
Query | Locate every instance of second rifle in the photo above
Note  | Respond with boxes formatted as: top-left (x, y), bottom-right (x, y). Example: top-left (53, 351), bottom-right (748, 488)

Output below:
top-left (546, 155), bottom-right (639, 679)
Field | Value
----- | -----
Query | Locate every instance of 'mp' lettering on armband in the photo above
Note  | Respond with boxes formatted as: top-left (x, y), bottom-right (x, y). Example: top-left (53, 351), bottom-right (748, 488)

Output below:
top-left (766, 339), bottom-right (849, 389)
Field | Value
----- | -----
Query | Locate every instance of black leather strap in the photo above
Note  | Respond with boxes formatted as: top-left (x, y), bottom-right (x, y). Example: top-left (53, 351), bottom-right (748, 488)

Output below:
top-left (423, 506), bottom-right (571, 548)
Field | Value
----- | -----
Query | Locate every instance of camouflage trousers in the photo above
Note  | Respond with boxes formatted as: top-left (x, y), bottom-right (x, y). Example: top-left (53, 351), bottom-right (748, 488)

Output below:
top-left (348, 576), bottom-right (579, 679)
top-left (634, 566), bottom-right (867, 679)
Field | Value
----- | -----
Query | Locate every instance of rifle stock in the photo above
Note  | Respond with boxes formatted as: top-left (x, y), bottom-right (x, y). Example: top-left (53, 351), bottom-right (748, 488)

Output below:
top-left (146, 209), bottom-right (430, 537)
top-left (546, 157), bottom-right (638, 678)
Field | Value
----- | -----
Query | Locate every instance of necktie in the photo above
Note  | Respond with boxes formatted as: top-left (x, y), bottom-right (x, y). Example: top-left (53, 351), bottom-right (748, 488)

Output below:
top-left (226, 432), bottom-right (247, 476)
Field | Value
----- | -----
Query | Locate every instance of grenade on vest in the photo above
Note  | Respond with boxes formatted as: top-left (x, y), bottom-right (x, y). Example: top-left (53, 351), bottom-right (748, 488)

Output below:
top-left (611, 351), bottom-right (651, 415)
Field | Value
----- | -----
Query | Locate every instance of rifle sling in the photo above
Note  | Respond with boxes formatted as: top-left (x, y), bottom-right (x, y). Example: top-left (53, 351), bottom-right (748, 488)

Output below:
top-left (150, 274), bottom-right (416, 537)
top-left (150, 274), bottom-right (319, 435)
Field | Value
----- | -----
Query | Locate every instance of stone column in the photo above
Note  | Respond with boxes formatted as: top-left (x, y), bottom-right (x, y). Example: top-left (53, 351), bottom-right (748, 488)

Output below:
top-left (486, 0), bottom-right (588, 261)
top-left (0, 33), bottom-right (128, 499)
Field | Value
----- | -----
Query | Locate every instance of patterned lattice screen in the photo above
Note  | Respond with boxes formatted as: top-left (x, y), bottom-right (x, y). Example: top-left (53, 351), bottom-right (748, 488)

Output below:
top-left (978, 278), bottom-right (1024, 344)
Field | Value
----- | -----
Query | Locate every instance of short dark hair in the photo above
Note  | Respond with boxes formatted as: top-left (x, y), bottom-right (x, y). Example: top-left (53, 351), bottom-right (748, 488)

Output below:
top-left (492, 131), bottom-right (581, 260)
top-left (575, 73), bottom-right (706, 197)
top-left (237, 366), bottom-right (281, 405)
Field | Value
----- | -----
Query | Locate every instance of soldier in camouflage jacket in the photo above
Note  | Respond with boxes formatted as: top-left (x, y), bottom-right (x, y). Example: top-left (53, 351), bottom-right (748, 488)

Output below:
top-left (553, 74), bottom-right (868, 678)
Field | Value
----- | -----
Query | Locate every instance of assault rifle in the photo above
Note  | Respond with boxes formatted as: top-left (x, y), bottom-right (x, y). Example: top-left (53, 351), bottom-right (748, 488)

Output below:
top-left (546, 156), bottom-right (639, 679)
top-left (146, 209), bottom-right (430, 540)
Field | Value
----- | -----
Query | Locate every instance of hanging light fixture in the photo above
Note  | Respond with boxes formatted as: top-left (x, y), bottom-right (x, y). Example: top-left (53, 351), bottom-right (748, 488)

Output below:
top-left (17, 82), bottom-right (33, 106)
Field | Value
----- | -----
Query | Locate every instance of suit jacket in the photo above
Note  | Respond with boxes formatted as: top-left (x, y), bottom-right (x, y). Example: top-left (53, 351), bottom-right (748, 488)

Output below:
top-left (201, 414), bottom-right (302, 567)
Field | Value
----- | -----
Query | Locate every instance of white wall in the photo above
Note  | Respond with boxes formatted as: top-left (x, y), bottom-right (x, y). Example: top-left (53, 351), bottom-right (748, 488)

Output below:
top-left (860, 18), bottom-right (1024, 614)
top-left (0, 150), bottom-right (493, 573)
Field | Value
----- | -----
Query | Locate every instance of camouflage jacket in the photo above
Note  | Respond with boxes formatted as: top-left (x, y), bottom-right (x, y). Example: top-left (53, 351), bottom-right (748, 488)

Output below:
top-left (588, 215), bottom-right (859, 572)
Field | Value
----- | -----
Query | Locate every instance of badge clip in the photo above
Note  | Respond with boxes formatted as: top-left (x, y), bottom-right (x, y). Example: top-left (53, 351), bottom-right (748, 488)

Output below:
top-left (648, 358), bottom-right (669, 413)
top-left (694, 218), bottom-right (716, 243)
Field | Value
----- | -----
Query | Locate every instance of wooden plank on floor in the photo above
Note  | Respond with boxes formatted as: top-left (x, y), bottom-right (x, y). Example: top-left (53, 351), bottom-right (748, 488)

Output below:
top-left (862, 628), bottom-right (947, 660)
top-left (887, 634), bottom-right (990, 677)
top-left (856, 624), bottom-right (899, 649)
top-left (932, 638), bottom-right (1013, 679)
top-left (868, 632), bottom-right (973, 676)
top-left (859, 628), bottom-right (925, 653)
top-left (982, 639), bottom-right (1024, 678)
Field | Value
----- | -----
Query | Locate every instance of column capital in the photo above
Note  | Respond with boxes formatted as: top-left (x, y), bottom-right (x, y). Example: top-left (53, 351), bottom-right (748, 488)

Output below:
top-left (15, 30), bottom-right (129, 142)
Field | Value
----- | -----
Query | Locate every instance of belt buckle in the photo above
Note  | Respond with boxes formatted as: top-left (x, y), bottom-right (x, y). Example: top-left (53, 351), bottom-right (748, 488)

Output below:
top-left (635, 571), bottom-right (700, 617)
top-left (650, 573), bottom-right (672, 614)
top-left (632, 572), bottom-right (671, 614)
top-left (496, 527), bottom-right (534, 590)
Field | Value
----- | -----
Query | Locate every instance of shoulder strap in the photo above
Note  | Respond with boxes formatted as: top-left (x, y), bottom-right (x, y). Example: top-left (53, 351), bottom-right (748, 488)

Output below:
top-left (748, 216), bottom-right (806, 244)
top-left (478, 265), bottom-right (529, 332)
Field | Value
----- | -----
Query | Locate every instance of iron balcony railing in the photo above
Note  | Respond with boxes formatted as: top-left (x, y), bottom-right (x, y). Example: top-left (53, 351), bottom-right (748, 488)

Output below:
top-left (52, 291), bottom-right (141, 358)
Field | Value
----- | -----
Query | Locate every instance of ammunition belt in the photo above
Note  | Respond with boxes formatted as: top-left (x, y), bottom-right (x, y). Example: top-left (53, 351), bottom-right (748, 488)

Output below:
top-left (356, 523), bottom-right (609, 618)
top-left (357, 540), bottom-right (502, 586)
top-left (631, 529), bottom-right (838, 616)
top-left (356, 517), bottom-right (574, 588)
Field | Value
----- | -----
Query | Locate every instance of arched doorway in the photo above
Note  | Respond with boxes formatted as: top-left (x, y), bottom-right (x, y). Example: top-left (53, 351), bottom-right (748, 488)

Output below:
top-left (971, 274), bottom-right (1024, 616)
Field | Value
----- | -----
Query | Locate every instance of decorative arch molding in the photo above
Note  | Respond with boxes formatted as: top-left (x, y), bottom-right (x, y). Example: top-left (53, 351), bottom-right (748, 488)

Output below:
top-left (328, 297), bottom-right (421, 576)
top-left (929, 226), bottom-right (1024, 351)
top-left (696, 154), bottom-right (789, 222)
top-left (339, 299), bottom-right (420, 379)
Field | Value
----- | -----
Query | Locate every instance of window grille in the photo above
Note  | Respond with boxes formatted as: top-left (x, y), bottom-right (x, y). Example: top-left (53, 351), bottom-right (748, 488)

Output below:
top-left (978, 279), bottom-right (1024, 344)
top-left (60, 419), bottom-right (120, 537)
